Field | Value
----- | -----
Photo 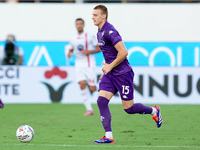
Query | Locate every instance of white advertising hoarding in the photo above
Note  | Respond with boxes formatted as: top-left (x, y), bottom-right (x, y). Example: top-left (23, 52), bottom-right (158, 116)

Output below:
top-left (0, 4), bottom-right (200, 42)
top-left (0, 66), bottom-right (199, 104)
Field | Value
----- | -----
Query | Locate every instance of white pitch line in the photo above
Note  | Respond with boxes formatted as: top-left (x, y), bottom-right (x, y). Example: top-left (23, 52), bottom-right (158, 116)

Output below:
top-left (1, 143), bottom-right (200, 148)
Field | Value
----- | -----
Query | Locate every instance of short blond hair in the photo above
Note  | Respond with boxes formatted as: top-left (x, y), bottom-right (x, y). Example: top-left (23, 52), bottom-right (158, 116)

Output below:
top-left (94, 5), bottom-right (108, 20)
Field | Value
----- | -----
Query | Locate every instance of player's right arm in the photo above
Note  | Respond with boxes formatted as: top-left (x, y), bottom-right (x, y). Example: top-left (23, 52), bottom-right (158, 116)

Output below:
top-left (67, 49), bottom-right (74, 58)
top-left (102, 41), bottom-right (128, 75)
top-left (66, 40), bottom-right (74, 58)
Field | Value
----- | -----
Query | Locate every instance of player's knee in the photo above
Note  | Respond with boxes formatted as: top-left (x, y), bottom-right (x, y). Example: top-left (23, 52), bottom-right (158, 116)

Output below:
top-left (97, 97), bottom-right (103, 107)
top-left (122, 100), bottom-right (134, 110)
top-left (97, 96), bottom-right (109, 108)
top-left (124, 108), bottom-right (133, 114)
top-left (89, 86), bottom-right (96, 92)
top-left (79, 81), bottom-right (86, 89)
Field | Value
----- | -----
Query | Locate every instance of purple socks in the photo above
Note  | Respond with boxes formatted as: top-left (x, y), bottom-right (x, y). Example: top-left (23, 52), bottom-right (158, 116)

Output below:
top-left (97, 96), bottom-right (112, 132)
top-left (124, 103), bottom-right (152, 114)
top-left (97, 96), bottom-right (153, 133)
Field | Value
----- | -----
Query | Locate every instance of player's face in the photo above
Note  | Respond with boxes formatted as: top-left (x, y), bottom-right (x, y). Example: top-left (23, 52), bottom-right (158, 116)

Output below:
top-left (92, 9), bottom-right (105, 28)
top-left (76, 20), bottom-right (84, 33)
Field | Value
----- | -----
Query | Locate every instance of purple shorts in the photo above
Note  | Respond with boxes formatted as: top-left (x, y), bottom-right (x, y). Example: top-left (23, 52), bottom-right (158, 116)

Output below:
top-left (99, 70), bottom-right (134, 101)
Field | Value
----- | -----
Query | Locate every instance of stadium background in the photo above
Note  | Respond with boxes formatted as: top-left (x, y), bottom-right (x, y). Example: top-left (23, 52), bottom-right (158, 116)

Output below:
top-left (0, 3), bottom-right (200, 104)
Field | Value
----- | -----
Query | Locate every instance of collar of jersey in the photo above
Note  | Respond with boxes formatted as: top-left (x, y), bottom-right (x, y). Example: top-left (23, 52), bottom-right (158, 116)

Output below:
top-left (99, 21), bottom-right (108, 32)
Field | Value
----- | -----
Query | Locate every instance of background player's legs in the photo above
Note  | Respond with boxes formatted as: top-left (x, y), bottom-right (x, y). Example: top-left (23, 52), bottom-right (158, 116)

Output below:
top-left (98, 90), bottom-right (114, 139)
top-left (87, 67), bottom-right (97, 95)
top-left (83, 67), bottom-right (97, 115)
top-left (79, 80), bottom-right (93, 115)
top-left (88, 85), bottom-right (96, 94)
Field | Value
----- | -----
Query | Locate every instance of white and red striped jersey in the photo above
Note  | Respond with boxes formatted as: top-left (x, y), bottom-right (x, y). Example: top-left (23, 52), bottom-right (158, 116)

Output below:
top-left (68, 32), bottom-right (98, 68)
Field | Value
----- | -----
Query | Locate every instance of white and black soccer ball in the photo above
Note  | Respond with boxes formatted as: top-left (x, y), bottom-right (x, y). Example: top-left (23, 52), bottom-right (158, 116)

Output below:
top-left (16, 125), bottom-right (34, 142)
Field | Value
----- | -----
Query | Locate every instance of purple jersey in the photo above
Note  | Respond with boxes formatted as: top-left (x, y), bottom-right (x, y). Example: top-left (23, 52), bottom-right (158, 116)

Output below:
top-left (97, 21), bottom-right (132, 75)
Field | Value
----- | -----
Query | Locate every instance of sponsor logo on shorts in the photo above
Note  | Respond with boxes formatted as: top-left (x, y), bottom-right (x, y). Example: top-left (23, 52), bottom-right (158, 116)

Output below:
top-left (123, 95), bottom-right (128, 99)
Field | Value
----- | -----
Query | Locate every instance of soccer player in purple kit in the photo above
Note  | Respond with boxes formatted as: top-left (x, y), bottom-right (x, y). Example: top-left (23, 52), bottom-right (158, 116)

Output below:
top-left (92, 5), bottom-right (163, 144)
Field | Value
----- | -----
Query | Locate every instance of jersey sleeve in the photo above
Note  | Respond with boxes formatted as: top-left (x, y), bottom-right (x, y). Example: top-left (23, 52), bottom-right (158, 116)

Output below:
top-left (107, 29), bottom-right (122, 46)
top-left (65, 44), bottom-right (72, 54)
top-left (68, 38), bottom-right (74, 50)
top-left (66, 43), bottom-right (73, 50)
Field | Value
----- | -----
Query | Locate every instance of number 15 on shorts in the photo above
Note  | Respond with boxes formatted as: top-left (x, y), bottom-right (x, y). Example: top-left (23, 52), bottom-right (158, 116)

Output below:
top-left (122, 85), bottom-right (129, 94)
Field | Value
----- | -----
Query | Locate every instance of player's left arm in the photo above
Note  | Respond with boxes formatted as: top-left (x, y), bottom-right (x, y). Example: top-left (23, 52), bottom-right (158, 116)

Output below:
top-left (82, 45), bottom-right (101, 55)
top-left (82, 33), bottom-right (101, 55)
top-left (102, 41), bottom-right (128, 75)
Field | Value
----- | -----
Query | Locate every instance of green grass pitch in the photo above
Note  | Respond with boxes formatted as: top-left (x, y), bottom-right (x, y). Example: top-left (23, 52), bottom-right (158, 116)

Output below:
top-left (0, 103), bottom-right (200, 150)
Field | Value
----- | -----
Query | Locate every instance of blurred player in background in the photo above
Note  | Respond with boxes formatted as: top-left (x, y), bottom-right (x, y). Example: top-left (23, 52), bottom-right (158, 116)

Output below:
top-left (0, 34), bottom-right (24, 65)
top-left (0, 99), bottom-right (4, 109)
top-left (66, 18), bottom-right (101, 116)
top-left (92, 5), bottom-right (163, 143)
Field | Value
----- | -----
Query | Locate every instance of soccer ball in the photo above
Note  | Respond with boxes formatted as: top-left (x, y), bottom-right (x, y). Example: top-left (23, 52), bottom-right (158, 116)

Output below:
top-left (16, 125), bottom-right (34, 142)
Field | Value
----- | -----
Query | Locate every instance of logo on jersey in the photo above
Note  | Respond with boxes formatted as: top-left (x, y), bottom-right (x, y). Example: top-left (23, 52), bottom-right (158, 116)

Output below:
top-left (77, 45), bottom-right (84, 51)
top-left (98, 40), bottom-right (105, 46)
top-left (109, 30), bottom-right (114, 35)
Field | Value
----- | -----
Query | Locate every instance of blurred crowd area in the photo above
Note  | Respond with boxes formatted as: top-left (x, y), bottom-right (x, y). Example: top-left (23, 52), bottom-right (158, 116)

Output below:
top-left (1, 0), bottom-right (200, 3)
